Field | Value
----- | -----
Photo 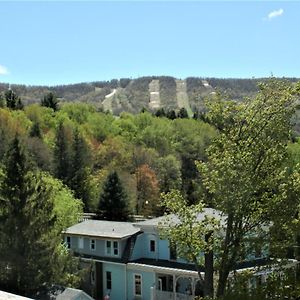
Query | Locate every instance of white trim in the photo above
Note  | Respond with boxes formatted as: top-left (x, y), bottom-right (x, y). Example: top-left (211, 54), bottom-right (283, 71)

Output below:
top-left (127, 262), bottom-right (201, 277)
top-left (106, 240), bottom-right (119, 257)
top-left (113, 240), bottom-right (119, 256)
top-left (80, 257), bottom-right (125, 266)
top-left (133, 273), bottom-right (142, 297)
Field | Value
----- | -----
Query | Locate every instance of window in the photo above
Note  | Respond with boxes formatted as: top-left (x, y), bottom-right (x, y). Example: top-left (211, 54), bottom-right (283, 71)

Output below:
top-left (106, 241), bottom-right (111, 255)
top-left (106, 240), bottom-right (119, 256)
top-left (113, 241), bottom-right (118, 256)
top-left (134, 274), bottom-right (142, 296)
top-left (106, 271), bottom-right (112, 290)
top-left (66, 236), bottom-right (71, 249)
top-left (90, 239), bottom-right (96, 251)
top-left (150, 240), bottom-right (155, 252)
top-left (78, 237), bottom-right (84, 249)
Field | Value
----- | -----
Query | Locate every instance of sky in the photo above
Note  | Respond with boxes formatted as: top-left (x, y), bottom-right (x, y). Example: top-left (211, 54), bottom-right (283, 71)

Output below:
top-left (0, 1), bottom-right (299, 86)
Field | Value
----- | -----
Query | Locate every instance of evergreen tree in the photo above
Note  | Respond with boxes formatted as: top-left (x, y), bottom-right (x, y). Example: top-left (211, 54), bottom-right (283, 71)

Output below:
top-left (166, 109), bottom-right (177, 120)
top-left (155, 108), bottom-right (166, 117)
top-left (41, 92), bottom-right (59, 111)
top-left (29, 122), bottom-right (42, 139)
top-left (97, 171), bottom-right (130, 221)
top-left (54, 122), bottom-right (72, 183)
top-left (4, 90), bottom-right (23, 110)
top-left (0, 94), bottom-right (4, 107)
top-left (0, 136), bottom-right (58, 296)
top-left (178, 107), bottom-right (189, 118)
top-left (69, 128), bottom-right (91, 211)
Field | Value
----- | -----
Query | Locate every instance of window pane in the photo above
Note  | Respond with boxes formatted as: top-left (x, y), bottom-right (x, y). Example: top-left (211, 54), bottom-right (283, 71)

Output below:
top-left (67, 236), bottom-right (71, 248)
top-left (150, 240), bottom-right (155, 252)
top-left (106, 271), bottom-right (112, 290)
top-left (113, 241), bottom-right (118, 255)
top-left (135, 274), bottom-right (141, 296)
top-left (106, 241), bottom-right (111, 254)
top-left (91, 239), bottom-right (95, 250)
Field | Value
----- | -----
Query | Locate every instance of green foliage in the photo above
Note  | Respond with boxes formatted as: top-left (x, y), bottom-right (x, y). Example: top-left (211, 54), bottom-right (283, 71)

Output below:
top-left (41, 92), bottom-right (59, 111)
top-left (54, 121), bottom-right (72, 183)
top-left (197, 80), bottom-right (300, 296)
top-left (97, 171), bottom-right (131, 221)
top-left (29, 121), bottom-right (42, 138)
top-left (69, 127), bottom-right (93, 211)
top-left (4, 90), bottom-right (23, 110)
top-left (178, 107), bottom-right (189, 118)
top-left (0, 136), bottom-right (81, 295)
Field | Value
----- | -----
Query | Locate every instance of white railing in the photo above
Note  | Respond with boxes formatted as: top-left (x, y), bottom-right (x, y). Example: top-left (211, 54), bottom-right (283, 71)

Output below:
top-left (155, 290), bottom-right (193, 300)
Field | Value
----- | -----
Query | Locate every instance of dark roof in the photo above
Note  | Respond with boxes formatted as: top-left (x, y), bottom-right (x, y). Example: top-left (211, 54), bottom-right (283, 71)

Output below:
top-left (130, 258), bottom-right (203, 272)
top-left (73, 251), bottom-right (124, 264)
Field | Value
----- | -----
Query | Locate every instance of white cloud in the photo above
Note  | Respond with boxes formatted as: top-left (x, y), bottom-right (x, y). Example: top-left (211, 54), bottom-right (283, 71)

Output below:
top-left (267, 8), bottom-right (284, 20)
top-left (0, 65), bottom-right (9, 75)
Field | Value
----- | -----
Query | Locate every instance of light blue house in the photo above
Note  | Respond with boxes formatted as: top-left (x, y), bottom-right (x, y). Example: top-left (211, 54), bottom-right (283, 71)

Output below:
top-left (63, 209), bottom-right (290, 300)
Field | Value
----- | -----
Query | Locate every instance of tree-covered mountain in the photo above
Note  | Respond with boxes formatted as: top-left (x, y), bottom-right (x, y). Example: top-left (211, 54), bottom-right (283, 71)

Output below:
top-left (1, 76), bottom-right (299, 115)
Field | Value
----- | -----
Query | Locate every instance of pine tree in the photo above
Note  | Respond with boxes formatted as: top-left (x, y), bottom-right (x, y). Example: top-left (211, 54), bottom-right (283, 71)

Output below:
top-left (0, 136), bottom-right (58, 296)
top-left (69, 128), bottom-right (91, 211)
top-left (54, 122), bottom-right (72, 183)
top-left (29, 122), bottom-right (42, 139)
top-left (4, 90), bottom-right (23, 110)
top-left (41, 92), bottom-right (59, 111)
top-left (97, 171), bottom-right (130, 221)
top-left (178, 107), bottom-right (189, 118)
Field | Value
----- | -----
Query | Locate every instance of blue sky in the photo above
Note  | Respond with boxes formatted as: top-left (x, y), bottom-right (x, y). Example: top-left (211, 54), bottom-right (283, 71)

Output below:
top-left (0, 1), bottom-right (299, 85)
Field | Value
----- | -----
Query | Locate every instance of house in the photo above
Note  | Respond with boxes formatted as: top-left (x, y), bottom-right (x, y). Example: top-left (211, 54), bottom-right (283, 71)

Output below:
top-left (63, 209), bottom-right (297, 300)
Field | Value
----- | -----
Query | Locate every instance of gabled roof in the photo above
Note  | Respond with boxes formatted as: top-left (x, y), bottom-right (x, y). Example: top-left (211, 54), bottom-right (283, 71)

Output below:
top-left (64, 220), bottom-right (140, 239)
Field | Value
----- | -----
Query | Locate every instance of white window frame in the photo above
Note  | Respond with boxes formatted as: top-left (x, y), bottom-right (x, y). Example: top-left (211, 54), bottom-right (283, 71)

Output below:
top-left (134, 273), bottom-right (142, 297)
top-left (113, 241), bottom-right (119, 256)
top-left (78, 237), bottom-right (84, 249)
top-left (90, 239), bottom-right (96, 251)
top-left (106, 240), bottom-right (119, 256)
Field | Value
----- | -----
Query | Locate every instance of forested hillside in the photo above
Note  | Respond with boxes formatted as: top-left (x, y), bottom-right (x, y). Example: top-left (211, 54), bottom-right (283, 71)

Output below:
top-left (0, 100), bottom-right (217, 214)
top-left (1, 77), bottom-right (298, 115)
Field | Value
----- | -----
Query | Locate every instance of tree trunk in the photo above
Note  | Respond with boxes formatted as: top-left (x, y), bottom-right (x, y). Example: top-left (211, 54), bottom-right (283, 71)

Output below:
top-left (204, 249), bottom-right (214, 297)
top-left (216, 213), bottom-right (233, 297)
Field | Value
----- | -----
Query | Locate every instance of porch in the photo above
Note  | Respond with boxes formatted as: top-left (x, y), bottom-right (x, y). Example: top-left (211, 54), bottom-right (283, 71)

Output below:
top-left (150, 273), bottom-right (202, 300)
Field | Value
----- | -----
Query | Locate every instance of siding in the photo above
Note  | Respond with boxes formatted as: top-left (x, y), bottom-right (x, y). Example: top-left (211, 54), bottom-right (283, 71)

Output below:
top-left (127, 269), bottom-right (155, 300)
top-left (65, 235), bottom-right (127, 259)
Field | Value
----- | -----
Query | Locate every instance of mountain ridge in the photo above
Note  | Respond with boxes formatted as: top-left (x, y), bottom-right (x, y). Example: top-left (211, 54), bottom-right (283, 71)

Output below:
top-left (1, 76), bottom-right (299, 115)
